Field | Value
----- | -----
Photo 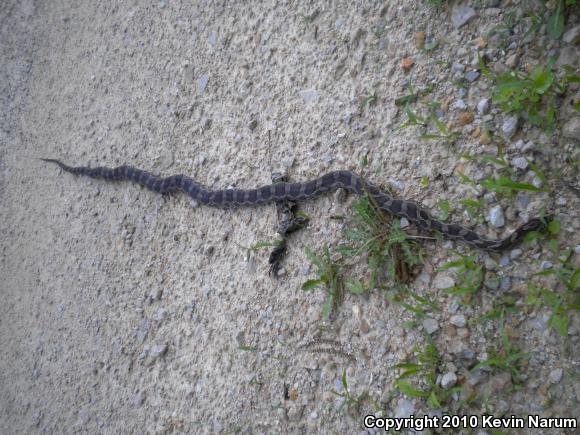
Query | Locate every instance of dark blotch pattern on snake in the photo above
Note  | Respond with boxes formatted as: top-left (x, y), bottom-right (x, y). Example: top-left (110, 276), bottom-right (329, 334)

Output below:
top-left (42, 159), bottom-right (551, 252)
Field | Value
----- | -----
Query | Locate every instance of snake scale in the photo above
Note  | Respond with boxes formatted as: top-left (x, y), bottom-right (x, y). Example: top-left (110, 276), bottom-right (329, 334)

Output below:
top-left (42, 159), bottom-right (550, 252)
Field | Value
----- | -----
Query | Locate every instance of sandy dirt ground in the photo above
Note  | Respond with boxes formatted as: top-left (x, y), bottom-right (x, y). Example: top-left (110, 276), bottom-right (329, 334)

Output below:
top-left (1, 1), bottom-right (579, 434)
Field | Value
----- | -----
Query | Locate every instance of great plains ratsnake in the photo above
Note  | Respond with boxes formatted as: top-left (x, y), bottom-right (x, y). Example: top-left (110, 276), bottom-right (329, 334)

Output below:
top-left (42, 159), bottom-right (550, 252)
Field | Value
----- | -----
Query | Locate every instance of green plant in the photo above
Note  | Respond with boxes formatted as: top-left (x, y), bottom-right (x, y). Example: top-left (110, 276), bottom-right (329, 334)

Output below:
top-left (338, 197), bottom-right (423, 290)
top-left (459, 154), bottom-right (549, 197)
top-left (484, 57), bottom-right (565, 131)
top-left (527, 239), bottom-right (580, 336)
top-left (393, 338), bottom-right (459, 408)
top-left (303, 244), bottom-right (344, 318)
top-left (438, 253), bottom-right (484, 299)
top-left (239, 240), bottom-right (284, 261)
top-left (473, 329), bottom-right (529, 385)
top-left (331, 370), bottom-right (370, 415)
top-left (358, 91), bottom-right (377, 113)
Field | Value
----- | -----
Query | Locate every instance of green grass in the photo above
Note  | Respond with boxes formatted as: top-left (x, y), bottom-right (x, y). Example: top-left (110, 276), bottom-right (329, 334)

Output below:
top-left (473, 329), bottom-right (529, 386)
top-left (302, 244), bottom-right (344, 319)
top-left (338, 196), bottom-right (424, 290)
top-left (438, 252), bottom-right (484, 300)
top-left (393, 338), bottom-right (460, 409)
top-left (459, 153), bottom-right (549, 197)
top-left (331, 370), bottom-right (371, 416)
top-left (480, 56), bottom-right (566, 132)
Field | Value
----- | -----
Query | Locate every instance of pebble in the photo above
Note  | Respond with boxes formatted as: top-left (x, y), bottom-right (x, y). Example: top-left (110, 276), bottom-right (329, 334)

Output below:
top-left (394, 398), bottom-right (415, 418)
top-left (208, 31), bottom-right (217, 46)
top-left (449, 314), bottom-right (466, 328)
top-left (549, 368), bottom-right (563, 384)
top-left (248, 119), bottom-right (258, 131)
top-left (452, 62), bottom-right (465, 73)
top-left (464, 71), bottom-right (480, 82)
top-left (540, 261), bottom-right (553, 270)
top-left (197, 74), bottom-right (209, 94)
top-left (511, 157), bottom-right (529, 170)
top-left (150, 344), bottom-right (168, 359)
top-left (423, 318), bottom-right (439, 334)
top-left (309, 411), bottom-right (318, 420)
top-left (483, 192), bottom-right (497, 204)
top-left (154, 308), bottom-right (167, 321)
top-left (499, 277), bottom-right (511, 291)
top-left (133, 391), bottom-right (145, 407)
top-left (510, 249), bottom-right (523, 260)
top-left (451, 6), bottom-right (476, 28)
top-left (299, 89), bottom-right (320, 103)
top-left (399, 217), bottom-right (410, 229)
top-left (433, 274), bottom-right (455, 290)
top-left (502, 116), bottom-right (519, 140)
top-left (477, 98), bottom-right (490, 115)
top-left (557, 47), bottom-right (578, 67)
top-left (516, 192), bottom-right (530, 209)
top-left (485, 275), bottom-right (500, 290)
top-left (452, 99), bottom-right (468, 110)
top-left (488, 205), bottom-right (505, 228)
top-left (562, 118), bottom-right (580, 141)
top-left (575, 245), bottom-right (580, 255)
top-left (562, 25), bottom-right (580, 44)
top-left (557, 196), bottom-right (567, 206)
top-left (441, 372), bottom-right (458, 389)
top-left (499, 256), bottom-right (510, 267)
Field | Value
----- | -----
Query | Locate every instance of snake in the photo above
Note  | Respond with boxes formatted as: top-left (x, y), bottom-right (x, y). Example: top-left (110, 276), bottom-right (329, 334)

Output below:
top-left (42, 158), bottom-right (551, 252)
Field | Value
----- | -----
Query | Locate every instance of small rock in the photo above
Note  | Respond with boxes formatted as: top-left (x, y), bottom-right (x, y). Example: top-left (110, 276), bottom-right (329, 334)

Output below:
top-left (248, 119), bottom-right (258, 131)
top-left (516, 192), bottom-right (530, 209)
top-left (499, 277), bottom-right (511, 291)
top-left (400, 57), bottom-right (414, 71)
top-left (465, 70), bottom-right (480, 82)
top-left (562, 118), bottom-right (580, 141)
top-left (309, 411), bottom-right (318, 420)
top-left (488, 205), bottom-right (505, 228)
top-left (423, 318), bottom-right (439, 334)
top-left (511, 157), bottom-right (529, 170)
top-left (399, 217), bottom-right (410, 229)
top-left (197, 74), bottom-right (209, 94)
top-left (394, 398), bottom-right (415, 418)
top-left (451, 6), bottom-right (477, 29)
top-left (549, 368), bottom-right (563, 384)
top-left (433, 274), bottom-right (455, 290)
top-left (452, 62), bottom-right (465, 73)
top-left (562, 25), bottom-right (580, 45)
top-left (485, 275), bottom-right (500, 290)
top-left (208, 31), bottom-right (217, 46)
top-left (499, 256), bottom-right (510, 267)
top-left (299, 89), bottom-right (320, 103)
top-left (502, 116), bottom-right (519, 140)
top-left (557, 196), bottom-right (567, 206)
top-left (441, 372), bottom-right (458, 389)
top-left (133, 391), bottom-right (145, 407)
top-left (150, 344), bottom-right (167, 359)
top-left (154, 308), bottom-right (167, 321)
top-left (452, 99), bottom-right (468, 110)
top-left (449, 314), bottom-right (466, 328)
top-left (510, 249), bottom-right (523, 260)
top-left (505, 52), bottom-right (520, 69)
top-left (556, 46), bottom-right (578, 67)
top-left (575, 245), bottom-right (580, 255)
top-left (477, 98), bottom-right (490, 115)
top-left (540, 261), bottom-right (553, 270)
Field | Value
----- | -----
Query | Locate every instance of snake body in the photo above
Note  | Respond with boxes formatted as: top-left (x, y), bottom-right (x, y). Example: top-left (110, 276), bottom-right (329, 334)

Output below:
top-left (42, 159), bottom-right (550, 252)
